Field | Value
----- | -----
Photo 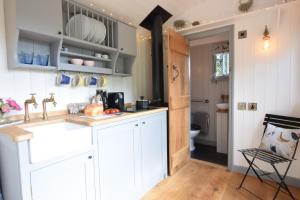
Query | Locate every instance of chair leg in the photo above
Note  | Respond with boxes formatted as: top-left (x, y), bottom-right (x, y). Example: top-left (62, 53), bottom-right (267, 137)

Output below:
top-left (238, 153), bottom-right (262, 189)
top-left (271, 163), bottom-right (296, 200)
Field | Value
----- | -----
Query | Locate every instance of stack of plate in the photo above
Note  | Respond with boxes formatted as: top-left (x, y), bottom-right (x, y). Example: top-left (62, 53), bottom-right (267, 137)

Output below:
top-left (66, 14), bottom-right (106, 44)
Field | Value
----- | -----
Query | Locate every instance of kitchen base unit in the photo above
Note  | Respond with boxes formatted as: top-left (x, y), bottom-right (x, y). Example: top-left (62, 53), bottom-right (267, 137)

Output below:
top-left (94, 111), bottom-right (168, 200)
top-left (0, 122), bottom-right (96, 200)
top-left (0, 110), bottom-right (168, 200)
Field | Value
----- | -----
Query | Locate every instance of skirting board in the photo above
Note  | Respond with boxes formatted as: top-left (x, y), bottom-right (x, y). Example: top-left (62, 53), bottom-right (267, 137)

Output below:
top-left (232, 165), bottom-right (300, 188)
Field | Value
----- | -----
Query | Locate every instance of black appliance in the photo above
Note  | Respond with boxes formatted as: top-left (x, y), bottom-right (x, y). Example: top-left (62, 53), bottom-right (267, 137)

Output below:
top-left (107, 92), bottom-right (125, 111)
top-left (136, 96), bottom-right (150, 110)
top-left (140, 5), bottom-right (172, 106)
top-left (96, 90), bottom-right (109, 110)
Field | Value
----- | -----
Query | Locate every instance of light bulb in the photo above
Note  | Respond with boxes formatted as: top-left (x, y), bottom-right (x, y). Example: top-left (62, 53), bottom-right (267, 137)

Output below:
top-left (264, 39), bottom-right (270, 50)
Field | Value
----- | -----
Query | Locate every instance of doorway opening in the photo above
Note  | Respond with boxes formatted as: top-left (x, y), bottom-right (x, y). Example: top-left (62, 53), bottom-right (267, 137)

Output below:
top-left (185, 25), bottom-right (234, 168)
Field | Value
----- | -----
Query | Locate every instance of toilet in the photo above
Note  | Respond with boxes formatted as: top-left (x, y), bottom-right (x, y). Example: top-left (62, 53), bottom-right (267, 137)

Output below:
top-left (190, 125), bottom-right (200, 151)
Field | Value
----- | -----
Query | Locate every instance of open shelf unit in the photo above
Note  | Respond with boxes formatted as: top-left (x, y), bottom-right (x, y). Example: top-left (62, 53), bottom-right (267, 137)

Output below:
top-left (60, 51), bottom-right (112, 62)
top-left (5, 0), bottom-right (137, 76)
top-left (12, 29), bottom-right (62, 70)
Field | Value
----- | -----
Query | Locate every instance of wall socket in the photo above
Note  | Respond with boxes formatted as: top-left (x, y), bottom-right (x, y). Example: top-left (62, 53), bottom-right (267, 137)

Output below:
top-left (248, 103), bottom-right (257, 111)
top-left (237, 102), bottom-right (247, 110)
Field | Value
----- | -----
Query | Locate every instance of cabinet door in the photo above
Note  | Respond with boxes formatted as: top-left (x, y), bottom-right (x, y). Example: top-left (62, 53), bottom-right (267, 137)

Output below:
top-left (140, 114), bottom-right (166, 192)
top-left (16, 0), bottom-right (63, 36)
top-left (30, 152), bottom-right (96, 200)
top-left (97, 121), bottom-right (140, 200)
top-left (118, 22), bottom-right (137, 56)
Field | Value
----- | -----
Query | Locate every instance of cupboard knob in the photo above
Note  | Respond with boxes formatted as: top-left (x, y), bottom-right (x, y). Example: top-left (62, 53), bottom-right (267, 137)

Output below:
top-left (88, 155), bottom-right (93, 159)
top-left (120, 48), bottom-right (124, 51)
top-left (58, 31), bottom-right (62, 35)
top-left (142, 122), bottom-right (146, 125)
top-left (135, 124), bottom-right (139, 127)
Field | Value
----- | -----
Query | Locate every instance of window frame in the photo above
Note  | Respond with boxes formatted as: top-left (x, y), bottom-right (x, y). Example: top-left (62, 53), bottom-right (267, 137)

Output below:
top-left (212, 51), bottom-right (230, 80)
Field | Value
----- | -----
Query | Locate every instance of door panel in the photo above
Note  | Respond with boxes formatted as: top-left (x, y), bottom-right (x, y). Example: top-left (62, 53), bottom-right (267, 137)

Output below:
top-left (16, 0), bottom-right (63, 36)
top-left (97, 121), bottom-right (139, 200)
top-left (166, 29), bottom-right (190, 175)
top-left (140, 115), bottom-right (164, 191)
top-left (30, 153), bottom-right (95, 200)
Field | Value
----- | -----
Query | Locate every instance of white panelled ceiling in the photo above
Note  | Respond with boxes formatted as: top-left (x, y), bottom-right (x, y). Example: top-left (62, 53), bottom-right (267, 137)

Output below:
top-left (76, 0), bottom-right (287, 34)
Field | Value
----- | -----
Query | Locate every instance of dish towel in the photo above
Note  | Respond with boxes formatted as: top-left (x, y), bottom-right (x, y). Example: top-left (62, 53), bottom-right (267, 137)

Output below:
top-left (191, 112), bottom-right (210, 135)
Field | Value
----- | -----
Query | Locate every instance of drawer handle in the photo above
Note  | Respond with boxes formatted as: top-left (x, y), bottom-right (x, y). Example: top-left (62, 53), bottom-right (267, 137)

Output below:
top-left (135, 124), bottom-right (139, 127)
top-left (88, 155), bottom-right (93, 159)
top-left (142, 122), bottom-right (146, 125)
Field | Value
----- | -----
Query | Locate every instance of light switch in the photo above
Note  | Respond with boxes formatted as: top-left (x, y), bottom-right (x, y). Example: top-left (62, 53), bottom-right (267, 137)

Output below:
top-left (238, 30), bottom-right (247, 39)
top-left (248, 103), bottom-right (257, 111)
top-left (238, 102), bottom-right (247, 110)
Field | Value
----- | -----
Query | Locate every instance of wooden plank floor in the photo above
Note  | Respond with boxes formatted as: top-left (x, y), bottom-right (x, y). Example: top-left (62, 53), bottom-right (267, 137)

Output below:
top-left (142, 159), bottom-right (300, 200)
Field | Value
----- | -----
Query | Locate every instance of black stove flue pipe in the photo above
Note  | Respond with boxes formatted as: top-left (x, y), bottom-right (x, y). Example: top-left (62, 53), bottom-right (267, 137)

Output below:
top-left (140, 6), bottom-right (172, 106)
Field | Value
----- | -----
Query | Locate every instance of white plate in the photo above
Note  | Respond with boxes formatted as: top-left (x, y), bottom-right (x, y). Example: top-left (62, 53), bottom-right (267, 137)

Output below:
top-left (90, 18), bottom-right (99, 43)
top-left (66, 14), bottom-right (91, 40)
top-left (87, 18), bottom-right (96, 41)
top-left (91, 19), bottom-right (106, 44)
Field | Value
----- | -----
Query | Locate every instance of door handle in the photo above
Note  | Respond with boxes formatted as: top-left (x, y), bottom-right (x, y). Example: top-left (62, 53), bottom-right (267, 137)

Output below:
top-left (172, 64), bottom-right (179, 81)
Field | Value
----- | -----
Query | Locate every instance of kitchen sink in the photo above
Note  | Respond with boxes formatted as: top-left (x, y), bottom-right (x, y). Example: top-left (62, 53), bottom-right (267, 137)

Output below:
top-left (24, 122), bottom-right (92, 163)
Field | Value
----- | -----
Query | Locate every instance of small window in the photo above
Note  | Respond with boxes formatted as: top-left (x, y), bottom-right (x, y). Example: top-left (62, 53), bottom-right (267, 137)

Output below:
top-left (213, 52), bottom-right (230, 79)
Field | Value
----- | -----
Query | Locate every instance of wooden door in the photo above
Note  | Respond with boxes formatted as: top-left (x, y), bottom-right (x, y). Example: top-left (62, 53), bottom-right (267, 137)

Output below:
top-left (166, 29), bottom-right (190, 175)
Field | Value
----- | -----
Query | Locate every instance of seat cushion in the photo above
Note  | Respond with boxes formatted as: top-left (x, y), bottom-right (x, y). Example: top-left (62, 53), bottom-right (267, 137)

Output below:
top-left (259, 124), bottom-right (300, 159)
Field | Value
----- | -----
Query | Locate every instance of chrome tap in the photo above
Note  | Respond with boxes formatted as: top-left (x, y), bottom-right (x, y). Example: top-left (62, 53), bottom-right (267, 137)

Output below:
top-left (42, 93), bottom-right (57, 120)
top-left (24, 94), bottom-right (38, 122)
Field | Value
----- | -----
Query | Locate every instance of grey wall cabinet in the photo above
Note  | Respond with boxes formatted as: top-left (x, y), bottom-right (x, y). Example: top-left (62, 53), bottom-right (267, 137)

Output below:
top-left (117, 22), bottom-right (137, 56)
top-left (16, 0), bottom-right (63, 37)
top-left (4, 0), bottom-right (137, 76)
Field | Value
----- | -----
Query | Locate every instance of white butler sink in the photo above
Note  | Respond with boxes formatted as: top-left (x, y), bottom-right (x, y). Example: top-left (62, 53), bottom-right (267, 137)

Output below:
top-left (24, 122), bottom-right (92, 163)
top-left (216, 103), bottom-right (229, 110)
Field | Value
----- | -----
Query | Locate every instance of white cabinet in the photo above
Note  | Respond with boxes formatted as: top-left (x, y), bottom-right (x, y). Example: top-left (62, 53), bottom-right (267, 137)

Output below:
top-left (140, 115), bottom-right (166, 193)
top-left (97, 121), bottom-right (140, 200)
top-left (16, 0), bottom-right (63, 36)
top-left (30, 152), bottom-right (96, 200)
top-left (95, 112), bottom-right (167, 200)
top-left (216, 112), bottom-right (228, 154)
top-left (117, 22), bottom-right (137, 56)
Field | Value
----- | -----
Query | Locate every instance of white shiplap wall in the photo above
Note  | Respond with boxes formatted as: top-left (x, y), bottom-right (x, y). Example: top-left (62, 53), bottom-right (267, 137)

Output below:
top-left (0, 0), bottom-right (152, 116)
top-left (180, 1), bottom-right (300, 179)
top-left (232, 4), bottom-right (300, 178)
top-left (190, 43), bottom-right (229, 144)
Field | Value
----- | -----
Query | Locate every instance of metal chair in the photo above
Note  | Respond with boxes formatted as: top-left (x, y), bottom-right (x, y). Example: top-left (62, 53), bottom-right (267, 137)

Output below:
top-left (238, 114), bottom-right (300, 200)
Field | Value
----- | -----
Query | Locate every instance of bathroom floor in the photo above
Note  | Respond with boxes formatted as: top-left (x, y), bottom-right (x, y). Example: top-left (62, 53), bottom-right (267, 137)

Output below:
top-left (191, 143), bottom-right (227, 166)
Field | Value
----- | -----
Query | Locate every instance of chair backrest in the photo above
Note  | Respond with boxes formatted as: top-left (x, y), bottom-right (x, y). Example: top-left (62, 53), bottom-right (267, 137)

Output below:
top-left (263, 114), bottom-right (300, 160)
top-left (263, 114), bottom-right (300, 130)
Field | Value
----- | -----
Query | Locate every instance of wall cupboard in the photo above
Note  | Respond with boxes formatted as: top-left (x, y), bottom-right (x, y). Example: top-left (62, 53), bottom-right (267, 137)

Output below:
top-left (4, 0), bottom-right (136, 76)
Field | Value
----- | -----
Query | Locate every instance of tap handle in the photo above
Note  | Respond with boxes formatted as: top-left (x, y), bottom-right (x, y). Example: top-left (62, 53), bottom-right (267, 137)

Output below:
top-left (49, 93), bottom-right (55, 96)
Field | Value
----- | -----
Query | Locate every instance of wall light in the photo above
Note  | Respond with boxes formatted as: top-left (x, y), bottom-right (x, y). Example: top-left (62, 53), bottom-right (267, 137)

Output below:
top-left (263, 25), bottom-right (270, 50)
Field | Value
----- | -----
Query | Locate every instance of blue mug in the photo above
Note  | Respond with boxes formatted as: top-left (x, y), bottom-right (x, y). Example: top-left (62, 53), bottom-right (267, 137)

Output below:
top-left (85, 76), bottom-right (98, 86)
top-left (57, 74), bottom-right (71, 85)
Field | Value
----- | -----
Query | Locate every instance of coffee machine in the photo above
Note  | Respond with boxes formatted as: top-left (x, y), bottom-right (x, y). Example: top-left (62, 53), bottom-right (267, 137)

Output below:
top-left (107, 92), bottom-right (125, 111)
